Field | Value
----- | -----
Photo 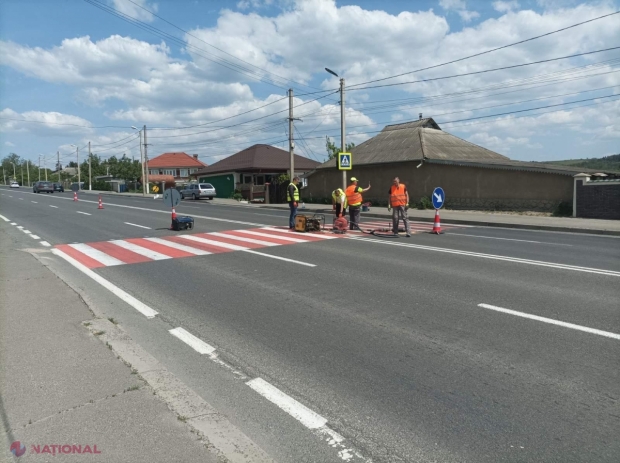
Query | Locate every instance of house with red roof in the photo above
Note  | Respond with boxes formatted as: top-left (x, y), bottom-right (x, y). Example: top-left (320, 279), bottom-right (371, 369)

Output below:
top-left (147, 152), bottom-right (206, 184)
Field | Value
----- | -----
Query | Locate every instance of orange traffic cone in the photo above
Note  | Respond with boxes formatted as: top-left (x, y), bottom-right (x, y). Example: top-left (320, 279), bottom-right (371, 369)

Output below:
top-left (73, 191), bottom-right (78, 201)
top-left (98, 195), bottom-right (104, 209)
top-left (431, 209), bottom-right (443, 234)
top-left (171, 207), bottom-right (177, 221)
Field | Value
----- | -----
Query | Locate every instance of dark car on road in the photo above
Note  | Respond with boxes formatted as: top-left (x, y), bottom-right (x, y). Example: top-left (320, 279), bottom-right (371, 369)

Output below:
top-left (53, 183), bottom-right (64, 192)
top-left (33, 181), bottom-right (54, 193)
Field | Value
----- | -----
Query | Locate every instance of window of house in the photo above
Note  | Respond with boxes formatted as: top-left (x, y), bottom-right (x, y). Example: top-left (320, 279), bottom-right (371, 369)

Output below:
top-left (255, 175), bottom-right (265, 185)
top-left (180, 169), bottom-right (188, 177)
top-left (164, 169), bottom-right (175, 176)
top-left (149, 169), bottom-right (158, 175)
top-left (244, 175), bottom-right (252, 184)
top-left (190, 168), bottom-right (198, 173)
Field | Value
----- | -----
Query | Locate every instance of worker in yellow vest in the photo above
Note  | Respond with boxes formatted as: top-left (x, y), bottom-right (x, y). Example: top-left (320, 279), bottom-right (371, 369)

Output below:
top-left (388, 176), bottom-right (411, 237)
top-left (331, 188), bottom-right (347, 218)
top-left (345, 177), bottom-right (371, 230)
top-left (287, 176), bottom-right (300, 229)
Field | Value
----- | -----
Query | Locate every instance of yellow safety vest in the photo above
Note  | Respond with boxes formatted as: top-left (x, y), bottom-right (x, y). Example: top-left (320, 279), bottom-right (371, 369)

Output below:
top-left (286, 183), bottom-right (299, 202)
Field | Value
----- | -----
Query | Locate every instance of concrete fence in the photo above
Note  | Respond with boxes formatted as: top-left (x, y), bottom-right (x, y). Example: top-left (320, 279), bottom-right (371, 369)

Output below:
top-left (573, 173), bottom-right (620, 220)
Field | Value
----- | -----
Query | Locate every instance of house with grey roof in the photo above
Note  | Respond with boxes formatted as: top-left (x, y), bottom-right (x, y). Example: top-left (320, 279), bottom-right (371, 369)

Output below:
top-left (192, 144), bottom-right (320, 199)
top-left (304, 118), bottom-right (619, 212)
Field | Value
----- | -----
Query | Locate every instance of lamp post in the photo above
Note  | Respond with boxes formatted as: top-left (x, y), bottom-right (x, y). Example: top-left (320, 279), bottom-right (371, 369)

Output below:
top-left (325, 67), bottom-right (346, 190)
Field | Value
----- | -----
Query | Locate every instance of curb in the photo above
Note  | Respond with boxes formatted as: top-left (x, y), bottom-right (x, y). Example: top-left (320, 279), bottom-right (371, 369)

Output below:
top-left (257, 205), bottom-right (620, 237)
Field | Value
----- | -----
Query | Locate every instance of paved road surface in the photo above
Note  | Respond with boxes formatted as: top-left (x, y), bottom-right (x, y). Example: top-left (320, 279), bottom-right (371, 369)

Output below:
top-left (1, 186), bottom-right (619, 462)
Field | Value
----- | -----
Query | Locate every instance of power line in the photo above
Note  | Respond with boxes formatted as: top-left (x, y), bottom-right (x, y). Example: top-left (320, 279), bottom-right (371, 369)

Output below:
top-left (347, 10), bottom-right (620, 88)
top-left (349, 46), bottom-right (620, 91)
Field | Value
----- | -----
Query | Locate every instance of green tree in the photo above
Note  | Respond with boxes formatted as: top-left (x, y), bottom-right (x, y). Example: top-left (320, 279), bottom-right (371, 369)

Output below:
top-left (325, 137), bottom-right (355, 160)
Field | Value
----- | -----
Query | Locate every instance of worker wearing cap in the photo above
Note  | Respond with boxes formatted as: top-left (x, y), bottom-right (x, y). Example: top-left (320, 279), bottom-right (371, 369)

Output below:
top-left (331, 188), bottom-right (347, 218)
top-left (388, 176), bottom-right (411, 237)
top-left (287, 176), bottom-right (300, 229)
top-left (345, 177), bottom-right (371, 230)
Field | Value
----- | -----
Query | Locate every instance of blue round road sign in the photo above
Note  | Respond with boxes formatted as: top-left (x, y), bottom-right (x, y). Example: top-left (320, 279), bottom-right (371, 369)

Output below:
top-left (432, 187), bottom-right (445, 210)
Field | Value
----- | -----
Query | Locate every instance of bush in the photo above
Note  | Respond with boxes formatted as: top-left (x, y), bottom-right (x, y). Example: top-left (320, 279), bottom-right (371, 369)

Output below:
top-left (553, 201), bottom-right (573, 217)
top-left (418, 196), bottom-right (433, 210)
top-left (230, 192), bottom-right (243, 201)
top-left (92, 180), bottom-right (112, 191)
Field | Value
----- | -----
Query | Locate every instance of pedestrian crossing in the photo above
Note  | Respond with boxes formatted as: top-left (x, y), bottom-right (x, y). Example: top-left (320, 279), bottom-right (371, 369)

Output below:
top-left (55, 227), bottom-right (339, 269)
top-left (349, 220), bottom-right (465, 234)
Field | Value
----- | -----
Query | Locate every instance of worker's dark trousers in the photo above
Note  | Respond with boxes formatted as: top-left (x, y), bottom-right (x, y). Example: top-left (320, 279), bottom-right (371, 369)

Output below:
top-left (289, 202), bottom-right (297, 228)
top-left (335, 203), bottom-right (346, 217)
top-left (349, 206), bottom-right (360, 230)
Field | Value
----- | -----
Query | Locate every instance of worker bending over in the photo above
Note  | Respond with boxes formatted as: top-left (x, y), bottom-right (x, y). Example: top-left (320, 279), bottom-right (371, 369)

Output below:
top-left (332, 188), bottom-right (347, 218)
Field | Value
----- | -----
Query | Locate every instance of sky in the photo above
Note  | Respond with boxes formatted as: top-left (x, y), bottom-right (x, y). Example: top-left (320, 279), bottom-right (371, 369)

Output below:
top-left (0, 0), bottom-right (619, 170)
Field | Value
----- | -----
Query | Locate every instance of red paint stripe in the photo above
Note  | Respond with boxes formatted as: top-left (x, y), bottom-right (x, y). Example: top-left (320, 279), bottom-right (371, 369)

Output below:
top-left (55, 244), bottom-right (105, 269)
top-left (195, 233), bottom-right (265, 249)
top-left (164, 236), bottom-right (233, 254)
top-left (124, 238), bottom-right (195, 258)
top-left (88, 241), bottom-right (152, 265)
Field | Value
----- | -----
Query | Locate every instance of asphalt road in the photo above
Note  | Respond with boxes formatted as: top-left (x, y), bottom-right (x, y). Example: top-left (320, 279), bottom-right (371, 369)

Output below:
top-left (2, 185), bottom-right (619, 463)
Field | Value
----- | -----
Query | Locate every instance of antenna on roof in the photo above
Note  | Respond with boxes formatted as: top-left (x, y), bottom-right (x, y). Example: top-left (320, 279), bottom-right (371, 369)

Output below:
top-left (419, 113), bottom-right (423, 120)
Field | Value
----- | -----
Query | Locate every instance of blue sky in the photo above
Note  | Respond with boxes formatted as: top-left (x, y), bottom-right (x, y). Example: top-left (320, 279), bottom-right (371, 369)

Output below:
top-left (1, 0), bottom-right (619, 169)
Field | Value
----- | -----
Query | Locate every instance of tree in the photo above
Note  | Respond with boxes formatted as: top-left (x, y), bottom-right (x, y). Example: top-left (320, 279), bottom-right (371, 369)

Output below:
top-left (325, 137), bottom-right (355, 160)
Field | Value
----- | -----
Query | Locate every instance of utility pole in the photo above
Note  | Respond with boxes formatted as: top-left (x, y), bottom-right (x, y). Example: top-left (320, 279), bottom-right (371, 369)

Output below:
top-left (38, 155), bottom-right (41, 181)
top-left (143, 125), bottom-right (149, 195)
top-left (88, 141), bottom-right (92, 191)
top-left (44, 156), bottom-right (47, 181)
top-left (77, 146), bottom-right (80, 189)
top-left (57, 151), bottom-right (61, 183)
top-left (288, 89), bottom-right (294, 180)
top-left (27, 160), bottom-right (30, 186)
top-left (20, 164), bottom-right (23, 185)
top-left (339, 77), bottom-right (346, 191)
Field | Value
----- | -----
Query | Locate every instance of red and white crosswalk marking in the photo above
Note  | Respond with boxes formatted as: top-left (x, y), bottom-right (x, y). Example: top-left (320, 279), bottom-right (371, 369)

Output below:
top-left (349, 220), bottom-right (466, 234)
top-left (55, 227), bottom-right (339, 269)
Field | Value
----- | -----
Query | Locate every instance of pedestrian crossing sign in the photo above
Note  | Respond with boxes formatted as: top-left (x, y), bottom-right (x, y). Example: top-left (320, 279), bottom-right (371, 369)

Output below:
top-left (338, 153), bottom-right (352, 170)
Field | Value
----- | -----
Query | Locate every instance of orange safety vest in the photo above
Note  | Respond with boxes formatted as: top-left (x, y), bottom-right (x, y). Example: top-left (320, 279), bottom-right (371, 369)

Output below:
top-left (389, 184), bottom-right (407, 207)
top-left (345, 184), bottom-right (362, 207)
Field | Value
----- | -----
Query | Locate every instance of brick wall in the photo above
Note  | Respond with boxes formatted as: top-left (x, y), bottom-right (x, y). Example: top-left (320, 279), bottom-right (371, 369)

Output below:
top-left (575, 180), bottom-right (620, 220)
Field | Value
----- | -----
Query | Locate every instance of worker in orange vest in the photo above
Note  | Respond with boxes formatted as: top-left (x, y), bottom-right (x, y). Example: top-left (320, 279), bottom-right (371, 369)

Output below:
top-left (388, 176), bottom-right (411, 237)
top-left (345, 177), bottom-right (371, 230)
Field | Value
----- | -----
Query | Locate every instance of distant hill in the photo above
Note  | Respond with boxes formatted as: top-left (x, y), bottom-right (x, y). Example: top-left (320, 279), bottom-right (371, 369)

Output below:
top-left (543, 154), bottom-right (620, 172)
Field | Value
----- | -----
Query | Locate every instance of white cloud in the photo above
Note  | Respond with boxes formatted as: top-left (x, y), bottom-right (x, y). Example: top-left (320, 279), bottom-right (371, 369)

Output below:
top-left (439, 0), bottom-right (479, 22)
top-left (458, 10), bottom-right (480, 22)
top-left (110, 0), bottom-right (158, 22)
top-left (5, 141), bottom-right (15, 146)
top-left (0, 109), bottom-right (94, 135)
top-left (493, 1), bottom-right (520, 13)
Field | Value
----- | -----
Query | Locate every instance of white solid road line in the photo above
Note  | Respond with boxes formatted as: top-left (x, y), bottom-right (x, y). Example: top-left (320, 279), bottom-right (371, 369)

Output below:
top-left (349, 236), bottom-right (620, 277)
top-left (261, 227), bottom-right (338, 239)
top-left (68, 243), bottom-right (125, 266)
top-left (478, 303), bottom-right (620, 341)
top-left (30, 234), bottom-right (41, 240)
top-left (52, 248), bottom-right (158, 318)
top-left (242, 250), bottom-right (317, 267)
top-left (49, 205), bottom-right (58, 208)
top-left (124, 222), bottom-right (151, 229)
top-left (0, 214), bottom-right (9, 222)
top-left (40, 241), bottom-right (51, 247)
top-left (110, 240), bottom-right (171, 260)
top-left (209, 231), bottom-right (279, 247)
top-left (76, 211), bottom-right (91, 215)
top-left (246, 378), bottom-right (328, 429)
top-left (235, 229), bottom-right (309, 243)
top-left (145, 237), bottom-right (211, 255)
top-left (169, 327), bottom-right (216, 355)
top-left (449, 233), bottom-right (573, 246)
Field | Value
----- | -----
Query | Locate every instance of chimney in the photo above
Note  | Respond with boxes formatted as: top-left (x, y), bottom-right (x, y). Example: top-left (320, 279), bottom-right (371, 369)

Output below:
top-left (193, 154), bottom-right (198, 160)
top-left (419, 113), bottom-right (423, 120)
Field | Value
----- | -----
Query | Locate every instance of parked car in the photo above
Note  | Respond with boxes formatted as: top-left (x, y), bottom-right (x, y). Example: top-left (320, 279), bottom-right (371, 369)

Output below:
top-left (10, 181), bottom-right (19, 188)
top-left (180, 183), bottom-right (216, 200)
top-left (33, 181), bottom-right (54, 193)
top-left (53, 183), bottom-right (64, 192)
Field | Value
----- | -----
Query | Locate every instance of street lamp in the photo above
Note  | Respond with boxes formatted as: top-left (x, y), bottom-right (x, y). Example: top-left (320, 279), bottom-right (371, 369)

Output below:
top-left (325, 68), bottom-right (346, 190)
top-left (70, 144), bottom-right (81, 189)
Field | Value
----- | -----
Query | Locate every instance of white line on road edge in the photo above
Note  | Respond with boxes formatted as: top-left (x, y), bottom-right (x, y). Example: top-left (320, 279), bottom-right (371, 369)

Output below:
top-left (49, 205), bottom-right (58, 208)
top-left (40, 241), bottom-right (51, 247)
top-left (247, 378), bottom-right (327, 429)
top-left (76, 211), bottom-right (91, 215)
top-left (124, 222), bottom-right (151, 229)
top-left (478, 304), bottom-right (620, 341)
top-left (448, 233), bottom-right (573, 246)
top-left (243, 250), bottom-right (317, 267)
top-left (30, 234), bottom-right (41, 240)
top-left (348, 236), bottom-right (620, 277)
top-left (169, 327), bottom-right (216, 355)
top-left (52, 249), bottom-right (158, 318)
top-left (0, 214), bottom-right (9, 222)
top-left (246, 378), bottom-right (366, 462)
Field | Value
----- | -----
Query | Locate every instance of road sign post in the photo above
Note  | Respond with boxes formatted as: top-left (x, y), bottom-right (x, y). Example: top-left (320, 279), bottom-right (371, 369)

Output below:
top-left (338, 152), bottom-right (352, 171)
top-left (431, 187), bottom-right (445, 235)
